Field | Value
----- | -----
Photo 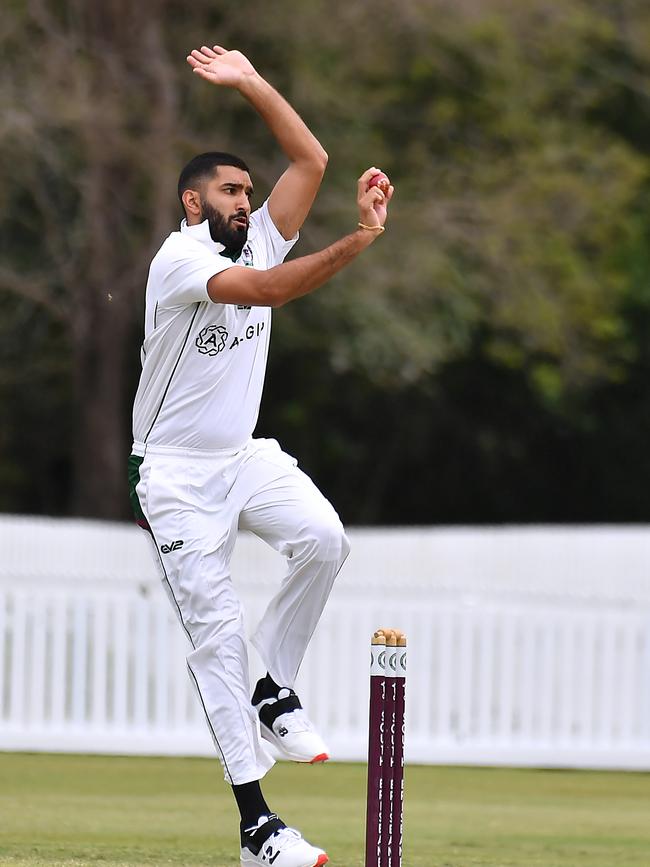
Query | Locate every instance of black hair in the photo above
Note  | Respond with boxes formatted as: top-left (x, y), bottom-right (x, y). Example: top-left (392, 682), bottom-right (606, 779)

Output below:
top-left (177, 152), bottom-right (251, 204)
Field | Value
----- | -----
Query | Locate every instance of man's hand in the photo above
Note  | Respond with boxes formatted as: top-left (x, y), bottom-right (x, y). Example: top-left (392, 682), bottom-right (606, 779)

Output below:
top-left (187, 43), bottom-right (328, 240)
top-left (187, 45), bottom-right (257, 89)
top-left (357, 167), bottom-right (394, 231)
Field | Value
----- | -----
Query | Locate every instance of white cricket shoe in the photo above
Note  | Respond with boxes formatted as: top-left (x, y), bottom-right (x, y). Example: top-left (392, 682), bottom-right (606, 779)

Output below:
top-left (240, 815), bottom-right (328, 867)
top-left (253, 686), bottom-right (330, 764)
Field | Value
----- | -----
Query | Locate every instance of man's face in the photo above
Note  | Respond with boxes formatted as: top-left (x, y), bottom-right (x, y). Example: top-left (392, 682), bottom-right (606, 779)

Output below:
top-left (199, 166), bottom-right (253, 258)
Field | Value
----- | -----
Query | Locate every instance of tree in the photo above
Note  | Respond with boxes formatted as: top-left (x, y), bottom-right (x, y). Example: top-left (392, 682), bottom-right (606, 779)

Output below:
top-left (1, 1), bottom-right (184, 517)
top-left (2, 0), bottom-right (650, 523)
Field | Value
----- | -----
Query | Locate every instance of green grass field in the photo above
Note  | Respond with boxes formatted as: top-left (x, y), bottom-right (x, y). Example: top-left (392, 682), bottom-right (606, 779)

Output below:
top-left (1, 753), bottom-right (649, 866)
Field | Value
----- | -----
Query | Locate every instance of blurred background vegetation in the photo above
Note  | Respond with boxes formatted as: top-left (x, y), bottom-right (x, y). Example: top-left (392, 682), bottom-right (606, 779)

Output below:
top-left (2, 0), bottom-right (650, 525)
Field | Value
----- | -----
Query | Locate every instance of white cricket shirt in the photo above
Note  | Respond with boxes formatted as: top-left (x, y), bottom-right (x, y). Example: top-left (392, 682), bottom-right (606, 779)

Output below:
top-left (131, 200), bottom-right (297, 453)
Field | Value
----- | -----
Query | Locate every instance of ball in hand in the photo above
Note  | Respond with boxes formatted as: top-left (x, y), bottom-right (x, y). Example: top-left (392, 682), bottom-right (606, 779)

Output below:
top-left (368, 172), bottom-right (390, 195)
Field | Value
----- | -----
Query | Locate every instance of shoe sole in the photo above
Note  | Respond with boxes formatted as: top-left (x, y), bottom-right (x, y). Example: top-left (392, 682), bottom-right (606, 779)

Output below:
top-left (309, 753), bottom-right (329, 764)
top-left (240, 853), bottom-right (328, 867)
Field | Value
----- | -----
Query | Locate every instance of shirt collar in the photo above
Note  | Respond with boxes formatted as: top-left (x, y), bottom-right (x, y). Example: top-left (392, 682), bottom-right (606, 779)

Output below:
top-left (180, 218), bottom-right (227, 255)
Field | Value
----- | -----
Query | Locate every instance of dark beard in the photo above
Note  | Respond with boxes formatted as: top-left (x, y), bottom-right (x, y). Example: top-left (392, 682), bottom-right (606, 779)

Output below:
top-left (200, 198), bottom-right (248, 260)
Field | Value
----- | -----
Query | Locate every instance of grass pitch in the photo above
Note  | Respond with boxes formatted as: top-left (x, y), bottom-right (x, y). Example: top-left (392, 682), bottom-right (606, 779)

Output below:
top-left (0, 753), bottom-right (649, 866)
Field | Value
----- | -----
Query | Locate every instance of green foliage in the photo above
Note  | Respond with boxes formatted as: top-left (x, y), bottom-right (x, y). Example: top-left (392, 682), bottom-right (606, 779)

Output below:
top-left (3, 0), bottom-right (650, 520)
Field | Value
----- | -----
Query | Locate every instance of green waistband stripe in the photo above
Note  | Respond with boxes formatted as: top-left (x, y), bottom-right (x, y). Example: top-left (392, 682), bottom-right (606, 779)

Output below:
top-left (127, 453), bottom-right (147, 524)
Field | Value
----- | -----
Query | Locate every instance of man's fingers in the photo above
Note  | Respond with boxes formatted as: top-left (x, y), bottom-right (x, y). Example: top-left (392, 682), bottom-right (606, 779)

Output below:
top-left (361, 187), bottom-right (385, 204)
top-left (357, 168), bottom-right (380, 199)
top-left (187, 54), bottom-right (212, 70)
top-left (359, 166), bottom-right (380, 181)
top-left (192, 67), bottom-right (215, 81)
top-left (359, 187), bottom-right (385, 210)
top-left (212, 45), bottom-right (228, 54)
top-left (190, 48), bottom-right (215, 64)
top-left (357, 167), bottom-right (380, 188)
top-left (200, 45), bottom-right (218, 58)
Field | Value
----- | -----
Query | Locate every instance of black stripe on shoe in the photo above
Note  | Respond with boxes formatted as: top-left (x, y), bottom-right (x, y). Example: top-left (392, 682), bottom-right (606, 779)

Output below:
top-left (258, 694), bottom-right (302, 730)
top-left (240, 814), bottom-right (286, 854)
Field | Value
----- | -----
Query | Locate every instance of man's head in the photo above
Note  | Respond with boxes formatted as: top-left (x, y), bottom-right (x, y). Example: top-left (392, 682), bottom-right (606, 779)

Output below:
top-left (178, 152), bottom-right (253, 258)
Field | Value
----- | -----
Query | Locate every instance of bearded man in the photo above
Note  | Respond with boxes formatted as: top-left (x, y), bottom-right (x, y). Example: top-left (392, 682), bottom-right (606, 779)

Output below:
top-left (129, 43), bottom-right (392, 867)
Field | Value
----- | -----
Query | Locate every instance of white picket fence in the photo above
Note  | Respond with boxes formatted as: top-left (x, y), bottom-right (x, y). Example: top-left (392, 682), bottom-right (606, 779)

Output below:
top-left (1, 515), bottom-right (650, 768)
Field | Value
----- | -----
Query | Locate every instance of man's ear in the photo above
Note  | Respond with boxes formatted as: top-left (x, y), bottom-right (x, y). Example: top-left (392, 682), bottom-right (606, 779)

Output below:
top-left (182, 188), bottom-right (202, 218)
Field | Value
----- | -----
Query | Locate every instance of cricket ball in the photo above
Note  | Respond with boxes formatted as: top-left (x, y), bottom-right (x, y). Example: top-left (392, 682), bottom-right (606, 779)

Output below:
top-left (368, 172), bottom-right (390, 195)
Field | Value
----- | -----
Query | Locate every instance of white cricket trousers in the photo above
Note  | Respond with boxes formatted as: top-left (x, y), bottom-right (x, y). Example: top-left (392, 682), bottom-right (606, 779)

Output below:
top-left (133, 437), bottom-right (350, 785)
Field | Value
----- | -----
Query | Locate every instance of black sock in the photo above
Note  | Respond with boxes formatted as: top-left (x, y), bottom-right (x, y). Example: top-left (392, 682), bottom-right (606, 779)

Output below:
top-left (251, 672), bottom-right (281, 705)
top-left (239, 812), bottom-right (285, 853)
top-left (232, 780), bottom-right (272, 830)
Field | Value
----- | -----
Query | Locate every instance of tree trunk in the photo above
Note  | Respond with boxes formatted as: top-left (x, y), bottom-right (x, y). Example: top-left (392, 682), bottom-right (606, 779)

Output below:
top-left (72, 290), bottom-right (132, 520)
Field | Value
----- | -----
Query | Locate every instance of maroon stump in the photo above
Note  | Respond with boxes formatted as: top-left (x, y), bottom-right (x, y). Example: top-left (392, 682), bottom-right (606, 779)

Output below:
top-left (365, 636), bottom-right (387, 867)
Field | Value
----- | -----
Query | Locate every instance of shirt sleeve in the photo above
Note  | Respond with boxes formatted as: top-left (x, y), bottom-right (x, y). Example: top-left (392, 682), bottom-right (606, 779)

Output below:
top-left (154, 245), bottom-right (236, 307)
top-left (246, 199), bottom-right (299, 269)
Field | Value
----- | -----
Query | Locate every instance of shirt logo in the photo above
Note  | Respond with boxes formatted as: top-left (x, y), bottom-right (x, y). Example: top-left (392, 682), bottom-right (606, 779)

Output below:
top-left (240, 245), bottom-right (254, 267)
top-left (196, 325), bottom-right (228, 356)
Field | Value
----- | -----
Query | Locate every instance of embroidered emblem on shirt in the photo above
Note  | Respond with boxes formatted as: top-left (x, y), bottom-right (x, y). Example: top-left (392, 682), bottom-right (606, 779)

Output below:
top-left (196, 325), bottom-right (228, 356)
top-left (240, 245), bottom-right (254, 267)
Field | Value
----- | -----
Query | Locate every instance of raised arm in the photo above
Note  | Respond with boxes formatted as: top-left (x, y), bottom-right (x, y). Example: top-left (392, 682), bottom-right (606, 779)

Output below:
top-left (206, 168), bottom-right (394, 308)
top-left (187, 45), bottom-right (327, 240)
